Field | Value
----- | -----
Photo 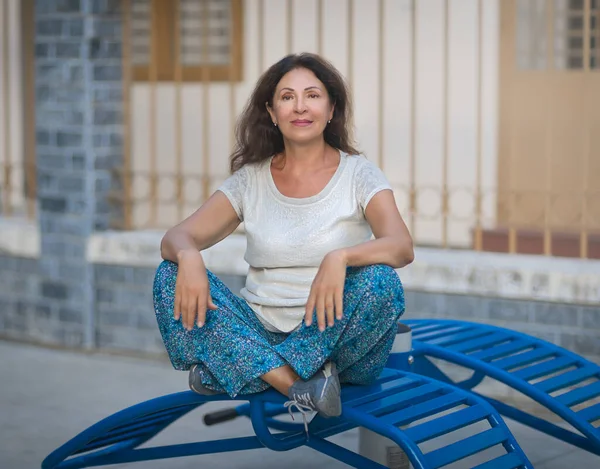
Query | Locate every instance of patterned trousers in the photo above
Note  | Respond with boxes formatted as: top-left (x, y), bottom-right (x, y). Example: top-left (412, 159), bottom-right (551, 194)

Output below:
top-left (153, 261), bottom-right (405, 397)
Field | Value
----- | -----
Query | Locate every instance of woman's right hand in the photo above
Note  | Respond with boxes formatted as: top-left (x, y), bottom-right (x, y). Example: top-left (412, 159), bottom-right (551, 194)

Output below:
top-left (174, 249), bottom-right (218, 330)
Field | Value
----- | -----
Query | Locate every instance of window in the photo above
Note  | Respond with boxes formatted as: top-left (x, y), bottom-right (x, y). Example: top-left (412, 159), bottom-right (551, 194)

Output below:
top-left (516, 0), bottom-right (599, 70)
top-left (129, 0), bottom-right (243, 81)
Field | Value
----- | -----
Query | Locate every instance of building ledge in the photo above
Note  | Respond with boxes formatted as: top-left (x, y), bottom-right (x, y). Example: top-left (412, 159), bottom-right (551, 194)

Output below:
top-left (0, 217), bottom-right (40, 258)
top-left (88, 230), bottom-right (600, 306)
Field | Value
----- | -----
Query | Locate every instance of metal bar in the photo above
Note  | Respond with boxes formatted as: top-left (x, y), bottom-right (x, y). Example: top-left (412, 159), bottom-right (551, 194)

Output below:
top-left (377, 0), bottom-right (384, 171)
top-left (173, 0), bottom-right (184, 222)
top-left (507, 0), bottom-right (517, 254)
top-left (409, 0), bottom-right (417, 238)
top-left (316, 0), bottom-right (323, 55)
top-left (121, 0), bottom-right (133, 229)
top-left (149, 0), bottom-right (159, 226)
top-left (474, 0), bottom-right (483, 251)
top-left (21, 0), bottom-right (36, 218)
top-left (347, 0), bottom-right (354, 88)
top-left (258, 0), bottom-right (264, 73)
top-left (441, 0), bottom-right (450, 248)
top-left (543, 0), bottom-right (554, 256)
top-left (2, 0), bottom-right (13, 216)
top-left (581, 0), bottom-right (592, 257)
top-left (201, 0), bottom-right (210, 202)
top-left (287, 0), bottom-right (293, 54)
top-left (229, 2), bottom-right (237, 155)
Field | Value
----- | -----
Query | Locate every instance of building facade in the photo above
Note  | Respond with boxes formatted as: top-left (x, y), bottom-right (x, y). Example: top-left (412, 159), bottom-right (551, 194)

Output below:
top-left (0, 0), bottom-right (599, 363)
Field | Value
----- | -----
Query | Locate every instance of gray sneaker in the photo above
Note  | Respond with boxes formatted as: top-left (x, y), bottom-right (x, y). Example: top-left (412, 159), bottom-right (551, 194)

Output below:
top-left (285, 362), bottom-right (342, 421)
top-left (189, 364), bottom-right (220, 395)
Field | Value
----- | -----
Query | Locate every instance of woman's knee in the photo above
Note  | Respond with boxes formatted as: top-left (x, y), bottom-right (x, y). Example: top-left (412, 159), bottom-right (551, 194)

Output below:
top-left (347, 264), bottom-right (403, 299)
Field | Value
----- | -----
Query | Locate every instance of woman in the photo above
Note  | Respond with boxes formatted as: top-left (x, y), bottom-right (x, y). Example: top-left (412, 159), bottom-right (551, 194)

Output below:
top-left (154, 53), bottom-right (414, 420)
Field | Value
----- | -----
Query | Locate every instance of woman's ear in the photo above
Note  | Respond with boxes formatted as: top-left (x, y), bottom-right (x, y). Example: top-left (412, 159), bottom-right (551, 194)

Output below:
top-left (329, 102), bottom-right (336, 121)
top-left (266, 101), bottom-right (276, 125)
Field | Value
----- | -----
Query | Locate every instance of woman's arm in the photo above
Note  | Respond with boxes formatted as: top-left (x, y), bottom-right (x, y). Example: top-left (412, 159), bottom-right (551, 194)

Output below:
top-left (305, 189), bottom-right (413, 331)
top-left (338, 189), bottom-right (414, 268)
top-left (160, 190), bottom-right (242, 262)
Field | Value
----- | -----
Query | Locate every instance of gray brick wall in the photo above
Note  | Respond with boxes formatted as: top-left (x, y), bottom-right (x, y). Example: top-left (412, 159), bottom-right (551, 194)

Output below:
top-left (34, 0), bottom-right (123, 347)
top-left (93, 264), bottom-right (246, 355)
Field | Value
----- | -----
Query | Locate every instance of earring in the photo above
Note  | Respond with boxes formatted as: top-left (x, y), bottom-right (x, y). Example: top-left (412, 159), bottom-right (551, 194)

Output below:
top-left (274, 122), bottom-right (277, 127)
top-left (328, 120), bottom-right (331, 124)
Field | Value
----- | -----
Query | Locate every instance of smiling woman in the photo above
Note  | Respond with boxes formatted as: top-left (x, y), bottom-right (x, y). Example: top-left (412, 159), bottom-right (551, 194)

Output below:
top-left (155, 52), bottom-right (414, 421)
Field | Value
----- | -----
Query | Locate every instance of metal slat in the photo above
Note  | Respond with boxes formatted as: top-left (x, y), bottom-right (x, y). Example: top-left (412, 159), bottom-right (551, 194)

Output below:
top-left (471, 452), bottom-right (524, 469)
top-left (512, 356), bottom-right (575, 381)
top-left (356, 384), bottom-right (444, 416)
top-left (577, 402), bottom-right (600, 423)
top-left (556, 380), bottom-right (600, 407)
top-left (343, 377), bottom-right (422, 407)
top-left (449, 332), bottom-right (510, 353)
top-left (383, 393), bottom-right (466, 428)
top-left (411, 323), bottom-right (458, 336)
top-left (403, 405), bottom-right (490, 444)
top-left (535, 366), bottom-right (599, 393)
top-left (492, 348), bottom-right (555, 371)
top-left (412, 326), bottom-right (469, 342)
top-left (469, 339), bottom-right (532, 362)
top-left (425, 427), bottom-right (508, 469)
top-left (427, 329), bottom-right (490, 347)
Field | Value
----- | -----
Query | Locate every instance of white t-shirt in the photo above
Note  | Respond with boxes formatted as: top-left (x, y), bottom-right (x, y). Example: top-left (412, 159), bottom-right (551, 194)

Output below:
top-left (217, 151), bottom-right (392, 333)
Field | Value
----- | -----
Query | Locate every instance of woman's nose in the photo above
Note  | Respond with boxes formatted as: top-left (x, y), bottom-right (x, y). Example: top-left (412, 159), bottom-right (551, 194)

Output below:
top-left (294, 97), bottom-right (306, 113)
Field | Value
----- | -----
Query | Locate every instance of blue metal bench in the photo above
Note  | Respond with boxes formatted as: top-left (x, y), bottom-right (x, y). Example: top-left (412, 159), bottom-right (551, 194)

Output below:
top-left (404, 319), bottom-right (600, 458)
top-left (41, 367), bottom-right (532, 469)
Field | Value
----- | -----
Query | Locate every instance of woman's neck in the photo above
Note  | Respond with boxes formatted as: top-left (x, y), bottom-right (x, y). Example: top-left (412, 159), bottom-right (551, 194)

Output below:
top-left (275, 139), bottom-right (334, 172)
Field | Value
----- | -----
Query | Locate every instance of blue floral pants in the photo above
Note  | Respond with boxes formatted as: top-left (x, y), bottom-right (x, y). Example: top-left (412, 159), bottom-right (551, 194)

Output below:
top-left (153, 261), bottom-right (405, 397)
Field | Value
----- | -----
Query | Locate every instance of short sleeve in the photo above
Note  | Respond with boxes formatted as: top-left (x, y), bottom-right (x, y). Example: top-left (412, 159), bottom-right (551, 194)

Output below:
top-left (217, 165), bottom-right (248, 221)
top-left (355, 159), bottom-right (393, 211)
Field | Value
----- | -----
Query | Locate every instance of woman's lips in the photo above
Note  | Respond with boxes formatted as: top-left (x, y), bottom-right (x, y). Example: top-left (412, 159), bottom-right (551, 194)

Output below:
top-left (291, 120), bottom-right (313, 127)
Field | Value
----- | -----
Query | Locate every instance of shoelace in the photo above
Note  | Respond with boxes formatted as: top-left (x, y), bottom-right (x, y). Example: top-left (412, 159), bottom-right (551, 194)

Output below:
top-left (284, 393), bottom-right (315, 436)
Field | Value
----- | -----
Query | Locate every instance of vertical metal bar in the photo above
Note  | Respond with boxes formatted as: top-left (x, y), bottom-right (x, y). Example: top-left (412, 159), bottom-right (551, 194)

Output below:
top-left (21, 0), bottom-right (36, 218)
top-left (201, 0), bottom-right (210, 202)
top-left (543, 0), bottom-right (554, 256)
top-left (581, 0), bottom-right (592, 257)
top-left (474, 0), bottom-right (484, 251)
top-left (121, 0), bottom-right (133, 229)
top-left (409, 0), bottom-right (417, 239)
top-left (583, 0), bottom-right (592, 71)
top-left (287, 0), bottom-right (293, 54)
top-left (316, 0), bottom-right (323, 55)
top-left (347, 0), bottom-right (354, 88)
top-left (258, 0), bottom-right (264, 73)
top-left (229, 1), bottom-right (237, 153)
top-left (508, 0), bottom-right (517, 254)
top-left (2, 0), bottom-right (13, 216)
top-left (441, 0), bottom-right (450, 248)
top-left (174, 0), bottom-right (184, 221)
top-left (377, 0), bottom-right (384, 171)
top-left (149, 0), bottom-right (159, 226)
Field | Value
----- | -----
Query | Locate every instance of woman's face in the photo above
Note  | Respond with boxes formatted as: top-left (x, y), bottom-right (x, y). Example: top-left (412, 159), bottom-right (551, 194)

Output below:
top-left (267, 67), bottom-right (334, 145)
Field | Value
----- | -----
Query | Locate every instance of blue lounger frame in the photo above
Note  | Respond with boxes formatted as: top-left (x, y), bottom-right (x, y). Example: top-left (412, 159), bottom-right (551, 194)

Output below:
top-left (405, 319), bottom-right (600, 458)
top-left (42, 365), bottom-right (533, 469)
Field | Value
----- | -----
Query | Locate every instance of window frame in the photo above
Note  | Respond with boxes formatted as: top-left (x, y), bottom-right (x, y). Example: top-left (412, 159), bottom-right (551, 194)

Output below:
top-left (131, 0), bottom-right (244, 82)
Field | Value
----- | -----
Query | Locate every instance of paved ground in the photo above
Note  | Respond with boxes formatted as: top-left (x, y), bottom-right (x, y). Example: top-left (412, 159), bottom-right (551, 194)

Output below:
top-left (1, 340), bottom-right (598, 468)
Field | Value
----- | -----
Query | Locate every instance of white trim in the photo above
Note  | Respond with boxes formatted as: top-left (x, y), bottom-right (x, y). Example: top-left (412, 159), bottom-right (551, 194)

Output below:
top-left (0, 217), bottom-right (40, 258)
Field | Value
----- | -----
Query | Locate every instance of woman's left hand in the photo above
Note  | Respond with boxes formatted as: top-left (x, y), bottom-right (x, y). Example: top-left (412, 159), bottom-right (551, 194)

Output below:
top-left (305, 250), bottom-right (347, 331)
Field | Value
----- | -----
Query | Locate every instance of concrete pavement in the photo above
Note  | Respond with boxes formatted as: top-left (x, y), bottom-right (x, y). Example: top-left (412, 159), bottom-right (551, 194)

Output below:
top-left (1, 340), bottom-right (598, 468)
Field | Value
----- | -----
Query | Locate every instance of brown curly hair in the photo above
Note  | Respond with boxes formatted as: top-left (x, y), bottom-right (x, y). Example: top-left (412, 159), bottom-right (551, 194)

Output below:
top-left (230, 53), bottom-right (360, 173)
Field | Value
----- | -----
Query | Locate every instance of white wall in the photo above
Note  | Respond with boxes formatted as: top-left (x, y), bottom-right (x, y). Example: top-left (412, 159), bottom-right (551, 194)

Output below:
top-left (131, 0), bottom-right (499, 248)
top-left (0, 0), bottom-right (26, 216)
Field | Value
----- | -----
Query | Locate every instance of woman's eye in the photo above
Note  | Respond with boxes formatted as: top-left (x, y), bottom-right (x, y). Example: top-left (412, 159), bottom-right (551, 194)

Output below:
top-left (308, 94), bottom-right (319, 99)
top-left (282, 95), bottom-right (293, 101)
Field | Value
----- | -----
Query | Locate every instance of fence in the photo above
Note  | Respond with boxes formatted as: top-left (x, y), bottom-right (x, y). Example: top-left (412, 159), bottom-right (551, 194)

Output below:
top-left (0, 0), bottom-right (599, 259)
